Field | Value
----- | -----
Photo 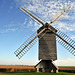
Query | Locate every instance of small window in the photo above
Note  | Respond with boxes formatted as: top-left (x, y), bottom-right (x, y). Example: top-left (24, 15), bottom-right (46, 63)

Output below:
top-left (39, 68), bottom-right (42, 72)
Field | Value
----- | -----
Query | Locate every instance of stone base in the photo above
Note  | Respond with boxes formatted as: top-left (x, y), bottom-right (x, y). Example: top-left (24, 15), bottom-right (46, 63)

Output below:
top-left (35, 60), bottom-right (58, 73)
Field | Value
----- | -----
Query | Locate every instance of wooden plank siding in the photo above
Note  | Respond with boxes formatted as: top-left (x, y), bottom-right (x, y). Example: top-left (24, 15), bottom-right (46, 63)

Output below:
top-left (37, 27), bottom-right (57, 60)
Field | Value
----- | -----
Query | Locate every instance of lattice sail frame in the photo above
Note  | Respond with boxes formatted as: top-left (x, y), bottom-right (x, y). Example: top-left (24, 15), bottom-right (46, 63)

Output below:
top-left (14, 28), bottom-right (47, 59)
top-left (48, 26), bottom-right (75, 56)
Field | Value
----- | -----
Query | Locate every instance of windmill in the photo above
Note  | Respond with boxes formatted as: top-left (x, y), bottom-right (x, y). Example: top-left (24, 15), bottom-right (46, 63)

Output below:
top-left (14, 6), bottom-right (75, 73)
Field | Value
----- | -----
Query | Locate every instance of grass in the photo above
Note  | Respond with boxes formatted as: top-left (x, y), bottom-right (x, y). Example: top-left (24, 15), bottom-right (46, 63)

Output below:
top-left (0, 72), bottom-right (75, 75)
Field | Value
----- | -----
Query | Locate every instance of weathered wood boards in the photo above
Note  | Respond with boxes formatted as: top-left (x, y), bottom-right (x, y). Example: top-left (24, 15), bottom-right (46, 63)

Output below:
top-left (37, 26), bottom-right (57, 60)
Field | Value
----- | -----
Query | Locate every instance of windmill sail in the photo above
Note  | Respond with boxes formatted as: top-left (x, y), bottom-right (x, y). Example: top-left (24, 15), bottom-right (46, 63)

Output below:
top-left (56, 28), bottom-right (75, 56)
top-left (14, 5), bottom-right (75, 60)
top-left (48, 27), bottom-right (75, 56)
top-left (14, 28), bottom-right (46, 59)
top-left (19, 7), bottom-right (45, 26)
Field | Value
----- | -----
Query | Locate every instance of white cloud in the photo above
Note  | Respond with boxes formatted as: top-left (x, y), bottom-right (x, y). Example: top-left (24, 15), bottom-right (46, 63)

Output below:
top-left (6, 28), bottom-right (17, 32)
top-left (14, 0), bottom-right (75, 32)
top-left (27, 20), bottom-right (33, 28)
top-left (70, 35), bottom-right (75, 39)
top-left (54, 58), bottom-right (75, 66)
top-left (56, 22), bottom-right (75, 32)
top-left (10, 6), bottom-right (13, 9)
top-left (24, 18), bottom-right (27, 25)
top-left (0, 28), bottom-right (17, 33)
top-left (13, 0), bottom-right (75, 39)
top-left (0, 19), bottom-right (28, 33)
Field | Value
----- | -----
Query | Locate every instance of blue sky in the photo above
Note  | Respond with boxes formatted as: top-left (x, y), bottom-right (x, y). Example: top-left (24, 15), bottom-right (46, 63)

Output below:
top-left (0, 0), bottom-right (75, 66)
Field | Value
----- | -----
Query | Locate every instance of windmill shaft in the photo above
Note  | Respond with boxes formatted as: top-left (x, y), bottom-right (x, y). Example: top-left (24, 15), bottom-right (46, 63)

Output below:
top-left (16, 28), bottom-right (46, 57)
top-left (20, 8), bottom-right (45, 26)
top-left (49, 6), bottom-right (71, 26)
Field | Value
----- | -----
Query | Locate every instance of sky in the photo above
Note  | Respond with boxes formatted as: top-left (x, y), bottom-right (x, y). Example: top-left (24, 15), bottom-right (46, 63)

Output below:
top-left (0, 0), bottom-right (75, 66)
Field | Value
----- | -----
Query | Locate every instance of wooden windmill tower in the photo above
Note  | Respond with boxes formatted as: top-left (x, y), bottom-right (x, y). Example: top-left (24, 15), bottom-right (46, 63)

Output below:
top-left (14, 6), bottom-right (75, 73)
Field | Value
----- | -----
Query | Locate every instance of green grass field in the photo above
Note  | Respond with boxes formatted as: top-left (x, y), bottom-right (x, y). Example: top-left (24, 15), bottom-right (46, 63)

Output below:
top-left (58, 66), bottom-right (75, 67)
top-left (0, 72), bottom-right (75, 75)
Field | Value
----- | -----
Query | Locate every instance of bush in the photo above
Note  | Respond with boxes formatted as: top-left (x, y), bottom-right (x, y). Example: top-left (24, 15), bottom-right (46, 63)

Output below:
top-left (0, 68), bottom-right (11, 72)
top-left (59, 70), bottom-right (75, 73)
top-left (14, 69), bottom-right (35, 72)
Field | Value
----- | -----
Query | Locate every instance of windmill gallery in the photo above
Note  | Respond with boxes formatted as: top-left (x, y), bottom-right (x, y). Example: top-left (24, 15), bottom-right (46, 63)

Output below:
top-left (14, 6), bottom-right (75, 73)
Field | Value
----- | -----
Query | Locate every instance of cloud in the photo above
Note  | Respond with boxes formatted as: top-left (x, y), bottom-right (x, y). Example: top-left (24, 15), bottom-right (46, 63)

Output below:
top-left (27, 20), bottom-right (33, 28)
top-left (70, 35), bottom-right (75, 39)
top-left (6, 28), bottom-right (17, 32)
top-left (24, 18), bottom-right (27, 25)
top-left (0, 19), bottom-right (28, 33)
top-left (54, 58), bottom-right (75, 66)
top-left (10, 6), bottom-right (13, 9)
top-left (54, 22), bottom-right (75, 32)
top-left (0, 28), bottom-right (17, 33)
top-left (14, 0), bottom-right (75, 31)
